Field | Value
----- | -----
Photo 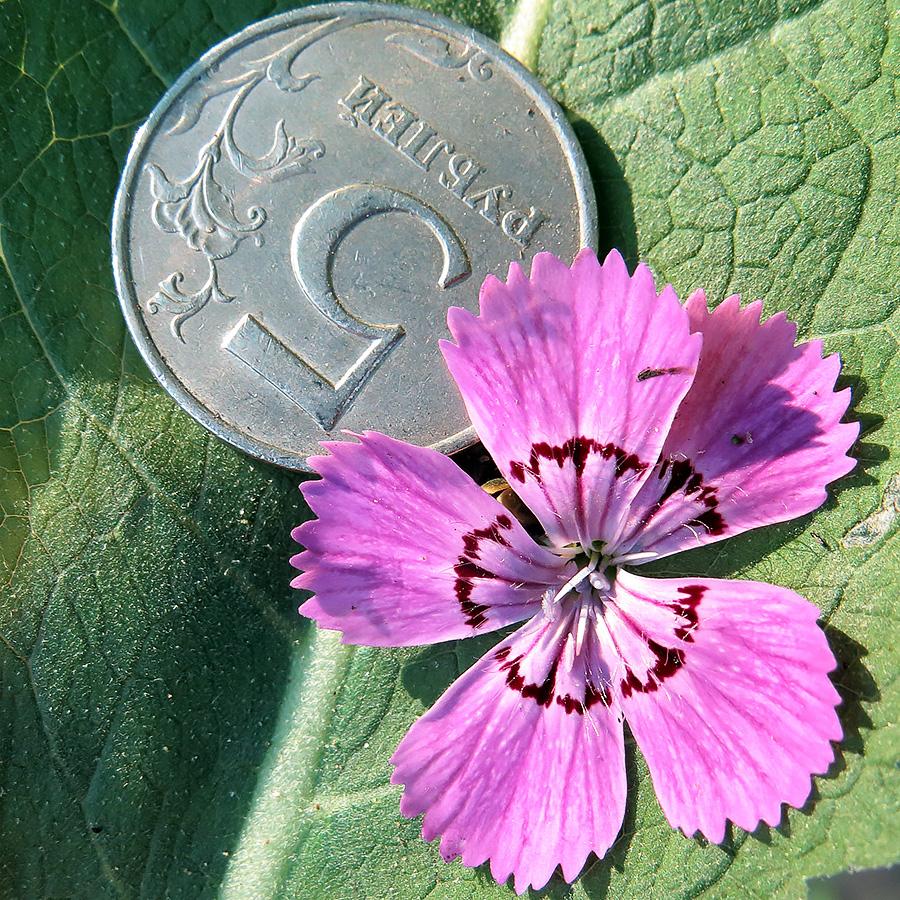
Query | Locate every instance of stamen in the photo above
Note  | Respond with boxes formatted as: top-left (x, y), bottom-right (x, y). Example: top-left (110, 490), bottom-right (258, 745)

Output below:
top-left (563, 632), bottom-right (576, 672)
top-left (548, 552), bottom-right (600, 606)
top-left (589, 569), bottom-right (610, 591)
top-left (574, 602), bottom-right (591, 656)
top-left (607, 549), bottom-right (659, 566)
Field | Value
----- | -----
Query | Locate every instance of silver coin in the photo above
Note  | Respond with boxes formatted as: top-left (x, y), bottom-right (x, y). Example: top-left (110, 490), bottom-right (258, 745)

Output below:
top-left (112, 2), bottom-right (596, 471)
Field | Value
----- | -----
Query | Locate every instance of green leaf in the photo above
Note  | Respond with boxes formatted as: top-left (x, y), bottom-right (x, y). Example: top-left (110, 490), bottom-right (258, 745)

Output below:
top-left (0, 0), bottom-right (897, 898)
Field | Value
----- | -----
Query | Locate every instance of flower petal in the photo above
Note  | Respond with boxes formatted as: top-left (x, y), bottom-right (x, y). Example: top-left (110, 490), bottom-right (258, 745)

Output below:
top-left (441, 249), bottom-right (702, 548)
top-left (616, 294), bottom-right (858, 557)
top-left (600, 569), bottom-right (841, 842)
top-left (391, 613), bottom-right (626, 893)
top-left (292, 432), bottom-right (564, 646)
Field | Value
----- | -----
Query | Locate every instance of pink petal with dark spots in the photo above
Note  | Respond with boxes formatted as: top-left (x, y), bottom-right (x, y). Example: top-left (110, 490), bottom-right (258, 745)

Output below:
top-left (616, 294), bottom-right (858, 558)
top-left (391, 613), bottom-right (625, 893)
top-left (603, 570), bottom-right (841, 843)
top-left (441, 249), bottom-right (702, 548)
top-left (292, 432), bottom-right (563, 646)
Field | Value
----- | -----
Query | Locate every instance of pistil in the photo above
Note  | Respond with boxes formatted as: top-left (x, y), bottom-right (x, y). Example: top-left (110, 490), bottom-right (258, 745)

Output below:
top-left (543, 544), bottom-right (662, 658)
top-left (542, 548), bottom-right (601, 619)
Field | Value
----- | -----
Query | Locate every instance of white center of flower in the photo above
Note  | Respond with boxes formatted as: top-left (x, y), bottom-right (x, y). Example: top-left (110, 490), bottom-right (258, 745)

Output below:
top-left (541, 544), bottom-right (661, 668)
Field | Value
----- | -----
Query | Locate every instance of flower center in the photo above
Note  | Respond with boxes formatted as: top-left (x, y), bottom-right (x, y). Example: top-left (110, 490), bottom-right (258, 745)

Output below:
top-left (541, 544), bottom-right (661, 663)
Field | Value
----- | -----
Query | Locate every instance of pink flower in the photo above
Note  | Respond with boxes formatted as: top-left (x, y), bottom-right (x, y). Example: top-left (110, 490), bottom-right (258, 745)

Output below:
top-left (291, 249), bottom-right (858, 893)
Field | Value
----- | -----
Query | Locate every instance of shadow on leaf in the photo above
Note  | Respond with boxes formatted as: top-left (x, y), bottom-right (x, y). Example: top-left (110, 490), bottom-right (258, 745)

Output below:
top-left (823, 626), bottom-right (879, 759)
top-left (836, 372), bottom-right (888, 492)
top-left (568, 114), bottom-right (639, 264)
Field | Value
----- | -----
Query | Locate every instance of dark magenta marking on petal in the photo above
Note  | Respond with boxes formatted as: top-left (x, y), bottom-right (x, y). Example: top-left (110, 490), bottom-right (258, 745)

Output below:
top-left (620, 641), bottom-right (685, 698)
top-left (584, 680), bottom-right (612, 709)
top-left (454, 514), bottom-right (515, 627)
top-left (689, 507), bottom-right (725, 535)
top-left (454, 559), bottom-right (498, 581)
top-left (461, 518), bottom-right (513, 560)
top-left (556, 694), bottom-right (582, 714)
top-left (620, 585), bottom-right (706, 698)
top-left (495, 648), bottom-right (610, 714)
top-left (523, 659), bottom-right (558, 706)
top-left (556, 681), bottom-right (611, 714)
top-left (684, 472), bottom-right (703, 495)
top-left (496, 650), bottom-right (558, 707)
top-left (673, 584), bottom-right (703, 641)
top-left (509, 436), bottom-right (647, 484)
top-left (462, 534), bottom-right (479, 556)
top-left (656, 458), bottom-right (694, 506)
top-left (454, 558), bottom-right (494, 628)
top-left (644, 458), bottom-right (727, 537)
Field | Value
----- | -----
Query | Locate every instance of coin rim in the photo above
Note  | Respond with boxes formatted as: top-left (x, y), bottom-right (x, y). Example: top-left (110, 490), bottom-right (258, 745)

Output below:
top-left (112, 0), bottom-right (598, 472)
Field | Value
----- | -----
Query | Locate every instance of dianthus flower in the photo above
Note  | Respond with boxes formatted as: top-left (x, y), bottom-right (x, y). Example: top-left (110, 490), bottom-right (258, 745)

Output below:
top-left (291, 249), bottom-right (857, 893)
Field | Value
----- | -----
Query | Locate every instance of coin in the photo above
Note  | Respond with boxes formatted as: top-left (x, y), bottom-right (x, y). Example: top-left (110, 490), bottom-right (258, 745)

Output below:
top-left (112, 2), bottom-right (596, 471)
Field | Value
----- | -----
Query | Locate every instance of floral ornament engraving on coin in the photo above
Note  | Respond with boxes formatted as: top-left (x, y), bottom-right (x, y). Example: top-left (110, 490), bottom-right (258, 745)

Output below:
top-left (144, 19), bottom-right (347, 339)
top-left (386, 28), bottom-right (493, 81)
top-left (291, 249), bottom-right (858, 892)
